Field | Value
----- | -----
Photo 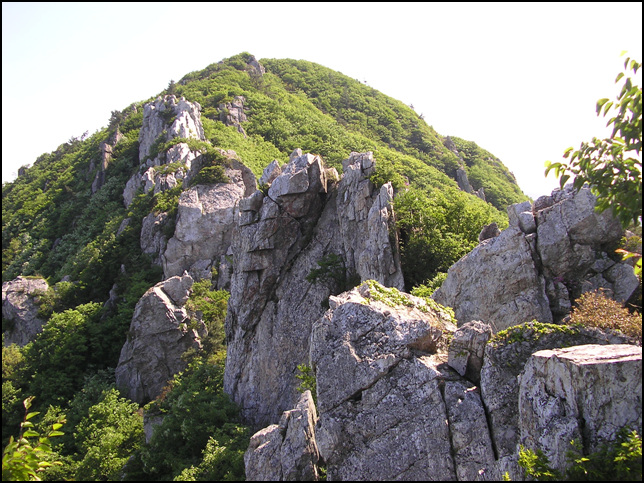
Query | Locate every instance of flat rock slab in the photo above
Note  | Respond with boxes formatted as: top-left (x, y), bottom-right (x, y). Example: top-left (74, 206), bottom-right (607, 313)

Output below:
top-left (519, 344), bottom-right (642, 474)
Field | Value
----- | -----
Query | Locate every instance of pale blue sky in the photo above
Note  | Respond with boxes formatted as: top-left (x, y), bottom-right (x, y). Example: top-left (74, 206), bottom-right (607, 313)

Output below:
top-left (2, 2), bottom-right (642, 199)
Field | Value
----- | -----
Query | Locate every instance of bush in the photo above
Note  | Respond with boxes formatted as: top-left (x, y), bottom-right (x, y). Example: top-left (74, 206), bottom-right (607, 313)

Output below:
top-left (295, 364), bottom-right (317, 406)
top-left (518, 428), bottom-right (642, 481)
top-left (172, 425), bottom-right (249, 481)
top-left (136, 353), bottom-right (249, 480)
top-left (395, 187), bottom-right (507, 289)
top-left (73, 388), bottom-right (144, 481)
top-left (569, 290), bottom-right (642, 343)
top-left (410, 272), bottom-right (448, 298)
top-left (185, 280), bottom-right (230, 354)
top-left (189, 165), bottom-right (230, 187)
top-left (23, 303), bottom-right (102, 409)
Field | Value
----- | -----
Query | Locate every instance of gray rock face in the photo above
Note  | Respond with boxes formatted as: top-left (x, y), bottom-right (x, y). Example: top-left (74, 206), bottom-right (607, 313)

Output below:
top-left (2, 276), bottom-right (49, 346)
top-left (224, 151), bottom-right (405, 429)
top-left (259, 159), bottom-right (282, 186)
top-left (434, 226), bottom-right (552, 332)
top-left (456, 167), bottom-right (485, 201)
top-left (140, 212), bottom-right (170, 265)
top-left (123, 95), bottom-right (205, 208)
top-left (245, 390), bottom-right (320, 481)
top-left (309, 282), bottom-right (493, 481)
top-left (245, 285), bottom-right (641, 481)
top-left (479, 322), bottom-right (635, 460)
top-left (115, 273), bottom-right (203, 404)
top-left (448, 320), bottom-right (493, 384)
top-left (336, 152), bottom-right (404, 290)
top-left (433, 185), bottom-right (637, 330)
top-left (236, 176), bottom-right (642, 480)
top-left (139, 95), bottom-right (204, 164)
top-left (225, 151), bottom-right (335, 428)
top-left (162, 160), bottom-right (256, 280)
top-left (219, 95), bottom-right (248, 136)
top-left (92, 128), bottom-right (123, 194)
top-left (519, 344), bottom-right (642, 474)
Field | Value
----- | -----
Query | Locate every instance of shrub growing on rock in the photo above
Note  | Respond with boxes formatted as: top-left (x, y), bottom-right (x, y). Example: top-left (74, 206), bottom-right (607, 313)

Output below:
top-left (569, 290), bottom-right (642, 343)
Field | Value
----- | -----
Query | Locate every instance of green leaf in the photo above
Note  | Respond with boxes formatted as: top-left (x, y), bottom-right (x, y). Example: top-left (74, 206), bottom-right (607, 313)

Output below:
top-left (596, 98), bottom-right (610, 114)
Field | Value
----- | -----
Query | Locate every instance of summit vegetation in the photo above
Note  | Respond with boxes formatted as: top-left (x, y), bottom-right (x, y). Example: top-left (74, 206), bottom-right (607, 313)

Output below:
top-left (1, 52), bottom-right (531, 480)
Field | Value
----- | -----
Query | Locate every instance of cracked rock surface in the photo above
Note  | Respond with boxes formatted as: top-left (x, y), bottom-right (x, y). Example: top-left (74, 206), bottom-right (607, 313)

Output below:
top-left (224, 151), bottom-right (405, 429)
top-left (115, 273), bottom-right (204, 404)
top-left (309, 282), bottom-right (488, 481)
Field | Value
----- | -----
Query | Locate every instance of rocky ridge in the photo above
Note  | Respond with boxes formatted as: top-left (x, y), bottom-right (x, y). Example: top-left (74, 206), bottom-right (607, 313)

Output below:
top-left (245, 282), bottom-right (641, 481)
top-left (114, 272), bottom-right (202, 404)
top-left (224, 149), bottom-right (405, 428)
top-left (433, 184), bottom-right (639, 332)
top-left (122, 95), bottom-right (206, 208)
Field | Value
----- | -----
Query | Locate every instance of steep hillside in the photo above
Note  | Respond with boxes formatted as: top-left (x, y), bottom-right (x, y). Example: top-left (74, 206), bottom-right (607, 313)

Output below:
top-left (2, 52), bottom-right (534, 480)
top-left (2, 52), bottom-right (525, 289)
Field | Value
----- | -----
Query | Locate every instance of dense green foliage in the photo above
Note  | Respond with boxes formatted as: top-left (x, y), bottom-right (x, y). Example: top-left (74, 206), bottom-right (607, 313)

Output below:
top-left (2, 51), bottom-right (529, 480)
top-left (73, 389), bottom-right (144, 481)
top-left (295, 364), bottom-right (318, 406)
top-left (184, 280), bottom-right (230, 355)
top-left (136, 352), bottom-right (248, 481)
top-left (394, 186), bottom-right (508, 288)
top-left (22, 303), bottom-right (101, 409)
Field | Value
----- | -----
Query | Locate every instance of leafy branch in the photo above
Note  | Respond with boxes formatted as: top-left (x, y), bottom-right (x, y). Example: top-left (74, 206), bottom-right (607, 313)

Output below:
top-left (2, 396), bottom-right (66, 481)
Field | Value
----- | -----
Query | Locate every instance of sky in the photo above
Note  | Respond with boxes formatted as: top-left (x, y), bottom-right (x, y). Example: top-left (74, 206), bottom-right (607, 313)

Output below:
top-left (2, 2), bottom-right (642, 199)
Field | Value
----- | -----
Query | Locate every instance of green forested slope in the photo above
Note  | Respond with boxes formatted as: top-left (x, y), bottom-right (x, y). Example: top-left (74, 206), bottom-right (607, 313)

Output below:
top-left (2, 52), bottom-right (528, 480)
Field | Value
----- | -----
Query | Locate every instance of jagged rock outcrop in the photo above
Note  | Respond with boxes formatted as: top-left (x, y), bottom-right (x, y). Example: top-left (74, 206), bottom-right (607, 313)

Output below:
top-left (236, 175), bottom-right (641, 481)
top-left (259, 159), bottom-right (282, 186)
top-left (247, 54), bottom-right (266, 77)
top-left (518, 344), bottom-right (642, 474)
top-left (252, 281), bottom-right (504, 481)
top-left (224, 150), bottom-right (405, 429)
top-left (123, 95), bottom-right (206, 208)
top-left (479, 321), bottom-right (635, 462)
top-left (456, 167), bottom-right (485, 200)
top-left (447, 320), bottom-right (493, 384)
top-left (115, 273), bottom-right (204, 404)
top-left (219, 95), bottom-right (248, 136)
top-left (161, 159), bottom-right (256, 280)
top-left (310, 282), bottom-right (479, 481)
top-left (434, 225), bottom-right (553, 332)
top-left (247, 284), bottom-right (640, 481)
top-left (91, 128), bottom-right (124, 193)
top-left (446, 138), bottom-right (485, 201)
top-left (138, 95), bottom-right (204, 164)
top-left (433, 185), bottom-right (638, 331)
top-left (140, 212), bottom-right (170, 266)
top-left (336, 153), bottom-right (404, 289)
top-left (2, 276), bottom-right (49, 346)
top-left (245, 390), bottom-right (320, 481)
